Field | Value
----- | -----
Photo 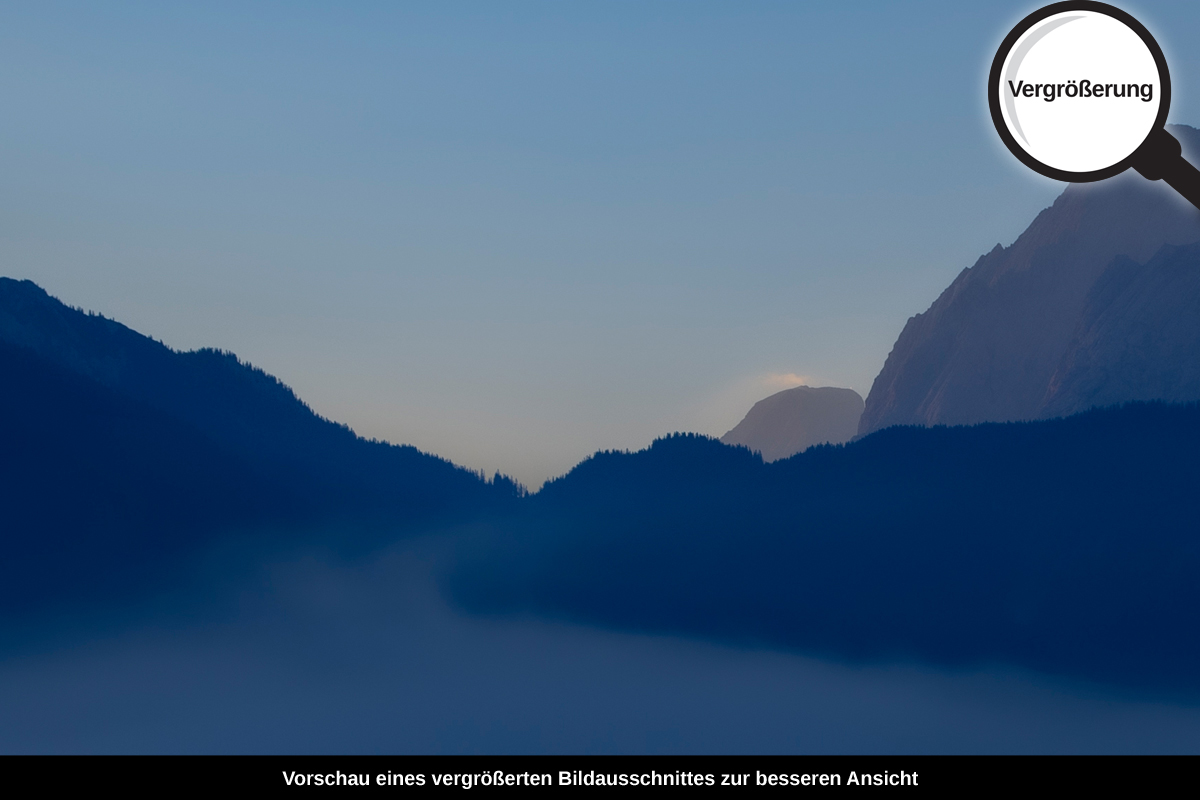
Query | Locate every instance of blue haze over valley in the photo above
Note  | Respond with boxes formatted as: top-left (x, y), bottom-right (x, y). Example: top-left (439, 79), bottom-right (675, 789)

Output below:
top-left (5, 2), bottom-right (1200, 753)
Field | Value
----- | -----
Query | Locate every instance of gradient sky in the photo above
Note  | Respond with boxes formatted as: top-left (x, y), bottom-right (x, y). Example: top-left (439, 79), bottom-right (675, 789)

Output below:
top-left (3, 1), bottom-right (1199, 486)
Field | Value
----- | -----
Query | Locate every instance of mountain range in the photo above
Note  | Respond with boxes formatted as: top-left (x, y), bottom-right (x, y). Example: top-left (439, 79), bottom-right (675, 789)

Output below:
top-left (0, 278), bottom-right (517, 607)
top-left (7, 124), bottom-right (1200, 689)
top-left (451, 402), bottom-right (1200, 689)
top-left (861, 124), bottom-right (1200, 435)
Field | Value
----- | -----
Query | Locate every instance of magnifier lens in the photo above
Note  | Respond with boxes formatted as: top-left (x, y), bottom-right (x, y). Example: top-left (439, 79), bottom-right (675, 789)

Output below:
top-left (993, 7), bottom-right (1166, 179)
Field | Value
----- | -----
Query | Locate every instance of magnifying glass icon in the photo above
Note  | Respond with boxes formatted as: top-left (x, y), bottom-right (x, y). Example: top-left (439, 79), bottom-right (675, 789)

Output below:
top-left (989, 1), bottom-right (1200, 210)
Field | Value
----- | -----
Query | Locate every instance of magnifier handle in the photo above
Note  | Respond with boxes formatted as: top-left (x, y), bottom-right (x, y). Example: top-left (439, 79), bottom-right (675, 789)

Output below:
top-left (1132, 128), bottom-right (1200, 212)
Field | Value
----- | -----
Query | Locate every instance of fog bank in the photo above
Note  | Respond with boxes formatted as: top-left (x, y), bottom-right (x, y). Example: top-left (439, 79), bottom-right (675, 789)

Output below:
top-left (1, 538), bottom-right (1197, 754)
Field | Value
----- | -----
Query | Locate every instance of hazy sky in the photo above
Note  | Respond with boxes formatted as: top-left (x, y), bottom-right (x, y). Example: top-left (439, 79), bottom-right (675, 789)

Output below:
top-left (4, 1), bottom-right (1200, 486)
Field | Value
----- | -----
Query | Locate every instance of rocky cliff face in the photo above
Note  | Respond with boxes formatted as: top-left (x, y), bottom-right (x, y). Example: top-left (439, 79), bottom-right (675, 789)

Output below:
top-left (860, 125), bottom-right (1200, 435)
top-left (721, 385), bottom-right (863, 461)
top-left (1042, 243), bottom-right (1200, 415)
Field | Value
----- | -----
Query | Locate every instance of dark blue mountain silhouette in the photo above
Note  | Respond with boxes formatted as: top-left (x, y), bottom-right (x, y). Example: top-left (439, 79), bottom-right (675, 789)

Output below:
top-left (0, 339), bottom-right (304, 607)
top-left (0, 278), bottom-right (518, 608)
top-left (449, 402), bottom-right (1200, 689)
top-left (0, 279), bottom-right (519, 521)
top-left (7, 277), bottom-right (1200, 689)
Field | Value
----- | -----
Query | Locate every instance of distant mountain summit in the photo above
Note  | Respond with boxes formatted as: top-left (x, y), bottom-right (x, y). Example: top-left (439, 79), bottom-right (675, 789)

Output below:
top-left (720, 386), bottom-right (862, 461)
top-left (860, 124), bottom-right (1200, 435)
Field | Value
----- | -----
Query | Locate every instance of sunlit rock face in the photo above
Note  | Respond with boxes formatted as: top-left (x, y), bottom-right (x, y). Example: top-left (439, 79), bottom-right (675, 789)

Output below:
top-left (861, 124), bottom-right (1200, 436)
